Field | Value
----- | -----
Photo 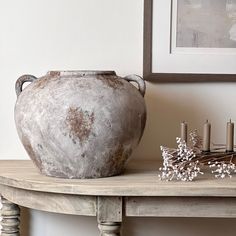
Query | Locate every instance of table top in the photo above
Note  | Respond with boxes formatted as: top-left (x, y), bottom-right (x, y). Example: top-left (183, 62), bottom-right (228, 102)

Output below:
top-left (0, 160), bottom-right (236, 197)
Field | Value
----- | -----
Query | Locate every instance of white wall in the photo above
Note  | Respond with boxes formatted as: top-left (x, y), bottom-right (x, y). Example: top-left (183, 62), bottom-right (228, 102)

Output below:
top-left (1, 0), bottom-right (236, 235)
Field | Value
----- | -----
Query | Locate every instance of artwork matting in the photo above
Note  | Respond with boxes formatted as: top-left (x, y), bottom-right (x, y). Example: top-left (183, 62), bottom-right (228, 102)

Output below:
top-left (143, 0), bottom-right (236, 82)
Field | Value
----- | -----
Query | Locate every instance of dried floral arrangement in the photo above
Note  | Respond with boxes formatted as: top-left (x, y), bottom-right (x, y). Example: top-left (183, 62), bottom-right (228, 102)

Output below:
top-left (159, 130), bottom-right (236, 181)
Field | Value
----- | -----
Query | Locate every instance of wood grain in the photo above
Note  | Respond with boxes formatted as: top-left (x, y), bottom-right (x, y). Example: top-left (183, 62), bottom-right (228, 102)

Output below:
top-left (0, 160), bottom-right (236, 197)
top-left (97, 197), bottom-right (122, 223)
top-left (126, 196), bottom-right (236, 218)
top-left (1, 196), bottom-right (20, 236)
top-left (0, 185), bottom-right (96, 216)
top-left (1, 159), bottom-right (236, 236)
top-left (98, 222), bottom-right (121, 236)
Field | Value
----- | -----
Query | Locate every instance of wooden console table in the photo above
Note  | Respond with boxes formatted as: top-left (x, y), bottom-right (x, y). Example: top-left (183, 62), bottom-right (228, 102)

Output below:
top-left (0, 160), bottom-right (236, 236)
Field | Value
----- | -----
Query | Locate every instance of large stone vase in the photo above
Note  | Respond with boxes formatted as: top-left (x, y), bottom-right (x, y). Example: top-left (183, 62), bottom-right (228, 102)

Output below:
top-left (15, 71), bottom-right (146, 178)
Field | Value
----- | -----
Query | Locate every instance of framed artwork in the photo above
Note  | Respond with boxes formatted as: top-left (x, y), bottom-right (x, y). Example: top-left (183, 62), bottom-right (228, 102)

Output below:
top-left (144, 0), bottom-right (236, 82)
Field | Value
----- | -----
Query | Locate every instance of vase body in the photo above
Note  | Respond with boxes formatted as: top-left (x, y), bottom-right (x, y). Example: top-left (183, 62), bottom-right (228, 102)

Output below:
top-left (15, 71), bottom-right (146, 179)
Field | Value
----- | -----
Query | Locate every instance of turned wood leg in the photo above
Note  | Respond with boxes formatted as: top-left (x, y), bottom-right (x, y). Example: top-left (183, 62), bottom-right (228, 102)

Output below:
top-left (1, 196), bottom-right (20, 236)
top-left (98, 222), bottom-right (121, 236)
top-left (97, 197), bottom-right (123, 236)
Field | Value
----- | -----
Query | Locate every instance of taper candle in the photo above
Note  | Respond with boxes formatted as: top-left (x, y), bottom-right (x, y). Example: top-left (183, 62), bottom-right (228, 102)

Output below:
top-left (202, 120), bottom-right (211, 152)
top-left (226, 119), bottom-right (234, 152)
top-left (180, 121), bottom-right (187, 143)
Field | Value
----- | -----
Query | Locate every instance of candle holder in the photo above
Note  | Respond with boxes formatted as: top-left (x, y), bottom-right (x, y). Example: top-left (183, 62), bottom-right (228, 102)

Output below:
top-left (159, 130), bottom-right (236, 181)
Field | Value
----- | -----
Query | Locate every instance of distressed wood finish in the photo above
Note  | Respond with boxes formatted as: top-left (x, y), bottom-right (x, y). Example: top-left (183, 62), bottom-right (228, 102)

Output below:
top-left (1, 160), bottom-right (236, 236)
top-left (0, 185), bottom-right (96, 216)
top-left (97, 197), bottom-right (122, 235)
top-left (97, 197), bottom-right (122, 223)
top-left (0, 160), bottom-right (236, 197)
top-left (1, 196), bottom-right (20, 236)
top-left (98, 222), bottom-right (121, 236)
top-left (126, 196), bottom-right (236, 218)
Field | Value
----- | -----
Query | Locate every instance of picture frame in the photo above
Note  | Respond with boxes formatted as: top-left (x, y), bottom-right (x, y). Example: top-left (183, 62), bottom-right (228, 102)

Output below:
top-left (143, 0), bottom-right (236, 82)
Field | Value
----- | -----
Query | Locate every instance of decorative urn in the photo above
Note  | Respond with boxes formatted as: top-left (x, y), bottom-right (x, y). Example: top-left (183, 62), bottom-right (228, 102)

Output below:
top-left (15, 71), bottom-right (146, 178)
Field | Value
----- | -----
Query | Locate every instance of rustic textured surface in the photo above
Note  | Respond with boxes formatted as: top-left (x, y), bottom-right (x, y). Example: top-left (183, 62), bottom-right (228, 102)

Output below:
top-left (97, 196), bottom-right (122, 223)
top-left (0, 160), bottom-right (236, 197)
top-left (1, 197), bottom-right (20, 236)
top-left (14, 71), bottom-right (146, 179)
top-left (126, 196), bottom-right (236, 218)
top-left (98, 222), bottom-right (121, 236)
top-left (0, 185), bottom-right (96, 216)
top-left (1, 160), bottom-right (236, 236)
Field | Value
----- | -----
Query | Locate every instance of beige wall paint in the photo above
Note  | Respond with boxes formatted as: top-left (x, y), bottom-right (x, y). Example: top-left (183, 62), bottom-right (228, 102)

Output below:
top-left (1, 0), bottom-right (236, 235)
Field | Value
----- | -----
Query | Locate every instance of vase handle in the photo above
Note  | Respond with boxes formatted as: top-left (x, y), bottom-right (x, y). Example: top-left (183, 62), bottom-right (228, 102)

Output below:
top-left (15, 74), bottom-right (38, 97)
top-left (123, 75), bottom-right (146, 97)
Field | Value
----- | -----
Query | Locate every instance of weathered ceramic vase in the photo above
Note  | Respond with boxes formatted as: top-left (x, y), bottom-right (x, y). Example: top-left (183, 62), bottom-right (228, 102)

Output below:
top-left (15, 71), bottom-right (146, 179)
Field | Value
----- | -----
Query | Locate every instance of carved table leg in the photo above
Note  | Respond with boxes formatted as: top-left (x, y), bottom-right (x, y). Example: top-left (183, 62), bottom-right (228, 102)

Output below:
top-left (98, 222), bottom-right (121, 236)
top-left (1, 196), bottom-right (20, 236)
top-left (97, 197), bottom-right (123, 236)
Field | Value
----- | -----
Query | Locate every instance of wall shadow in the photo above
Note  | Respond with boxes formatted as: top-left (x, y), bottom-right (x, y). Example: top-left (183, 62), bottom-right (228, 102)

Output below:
top-left (123, 217), bottom-right (236, 236)
top-left (20, 207), bottom-right (30, 236)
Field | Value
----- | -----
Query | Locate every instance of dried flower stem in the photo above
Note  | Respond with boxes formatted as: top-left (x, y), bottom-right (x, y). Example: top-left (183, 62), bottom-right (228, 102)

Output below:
top-left (159, 130), bottom-right (236, 181)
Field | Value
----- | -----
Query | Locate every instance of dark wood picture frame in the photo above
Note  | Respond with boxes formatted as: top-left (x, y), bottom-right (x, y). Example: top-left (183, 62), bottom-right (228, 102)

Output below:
top-left (143, 0), bottom-right (236, 82)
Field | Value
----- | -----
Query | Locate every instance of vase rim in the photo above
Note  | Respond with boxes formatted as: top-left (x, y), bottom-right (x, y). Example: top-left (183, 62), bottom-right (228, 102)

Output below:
top-left (47, 70), bottom-right (116, 76)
